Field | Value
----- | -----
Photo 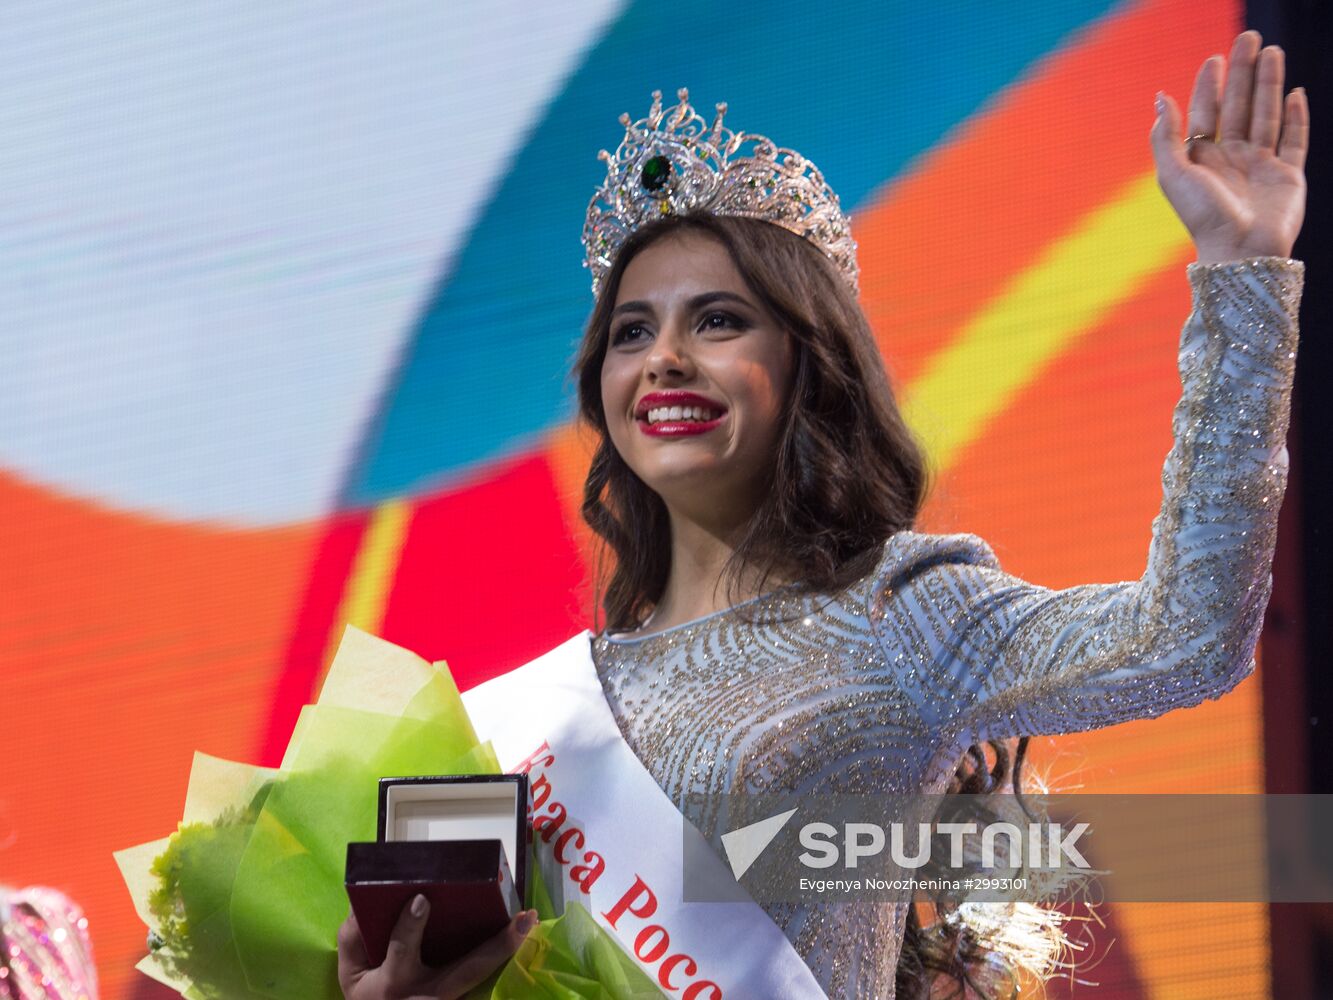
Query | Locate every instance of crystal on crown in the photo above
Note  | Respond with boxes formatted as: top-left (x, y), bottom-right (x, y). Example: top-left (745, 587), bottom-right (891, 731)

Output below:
top-left (582, 88), bottom-right (859, 296)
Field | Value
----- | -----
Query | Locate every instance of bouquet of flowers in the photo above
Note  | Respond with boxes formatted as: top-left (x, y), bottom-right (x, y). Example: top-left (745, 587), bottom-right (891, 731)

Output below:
top-left (115, 626), bottom-right (662, 999)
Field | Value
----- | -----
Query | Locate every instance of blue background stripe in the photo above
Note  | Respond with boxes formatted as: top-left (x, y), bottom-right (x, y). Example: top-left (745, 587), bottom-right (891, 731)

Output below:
top-left (342, 0), bottom-right (1121, 507)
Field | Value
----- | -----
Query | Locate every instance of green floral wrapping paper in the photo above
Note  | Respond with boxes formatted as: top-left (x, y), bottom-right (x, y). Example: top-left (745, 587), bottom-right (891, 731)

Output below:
top-left (115, 626), bottom-right (663, 1000)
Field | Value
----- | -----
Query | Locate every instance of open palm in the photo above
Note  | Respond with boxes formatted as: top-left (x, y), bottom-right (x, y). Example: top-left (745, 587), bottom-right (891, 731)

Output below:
top-left (1151, 30), bottom-right (1309, 265)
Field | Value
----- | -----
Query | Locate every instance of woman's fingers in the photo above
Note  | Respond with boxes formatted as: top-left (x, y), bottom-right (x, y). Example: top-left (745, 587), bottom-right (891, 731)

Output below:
top-left (382, 894), bottom-right (431, 989)
top-left (437, 910), bottom-right (539, 999)
top-left (1151, 91), bottom-right (1190, 180)
top-left (1219, 30), bottom-right (1262, 141)
top-left (1278, 87), bottom-right (1310, 170)
top-left (336, 910), bottom-right (371, 989)
top-left (1250, 45), bottom-right (1286, 149)
top-left (1187, 54), bottom-right (1223, 140)
top-left (1182, 32), bottom-right (1301, 158)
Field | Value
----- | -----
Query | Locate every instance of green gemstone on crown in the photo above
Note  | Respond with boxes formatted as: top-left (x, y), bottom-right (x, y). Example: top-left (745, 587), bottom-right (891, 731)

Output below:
top-left (640, 155), bottom-right (671, 192)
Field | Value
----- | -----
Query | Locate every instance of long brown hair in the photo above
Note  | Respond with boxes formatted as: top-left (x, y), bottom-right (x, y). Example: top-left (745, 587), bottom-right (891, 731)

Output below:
top-left (570, 212), bottom-right (1034, 998)
top-left (574, 212), bottom-right (928, 631)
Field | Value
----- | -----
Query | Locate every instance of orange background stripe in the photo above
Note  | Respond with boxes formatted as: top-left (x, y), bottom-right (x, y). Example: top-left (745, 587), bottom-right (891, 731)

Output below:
top-left (857, 0), bottom-right (1239, 386)
top-left (0, 469), bottom-right (320, 1000)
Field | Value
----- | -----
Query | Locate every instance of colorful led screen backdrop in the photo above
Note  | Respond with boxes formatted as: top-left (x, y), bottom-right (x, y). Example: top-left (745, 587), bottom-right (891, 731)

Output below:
top-left (2, 1), bottom-right (1268, 996)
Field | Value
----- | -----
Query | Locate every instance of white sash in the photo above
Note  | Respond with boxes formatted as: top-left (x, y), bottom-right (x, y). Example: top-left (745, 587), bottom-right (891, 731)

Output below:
top-left (461, 631), bottom-right (827, 1000)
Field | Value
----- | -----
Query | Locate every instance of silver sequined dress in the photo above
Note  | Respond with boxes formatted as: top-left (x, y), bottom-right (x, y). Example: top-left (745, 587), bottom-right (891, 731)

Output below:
top-left (588, 258), bottom-right (1304, 999)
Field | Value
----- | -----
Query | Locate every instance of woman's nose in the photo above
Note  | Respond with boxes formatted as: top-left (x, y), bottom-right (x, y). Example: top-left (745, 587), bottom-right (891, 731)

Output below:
top-left (645, 323), bottom-right (694, 381)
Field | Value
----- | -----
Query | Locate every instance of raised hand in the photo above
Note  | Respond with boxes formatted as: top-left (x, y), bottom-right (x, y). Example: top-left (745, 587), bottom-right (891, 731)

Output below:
top-left (1151, 30), bottom-right (1309, 265)
top-left (337, 895), bottom-right (537, 1000)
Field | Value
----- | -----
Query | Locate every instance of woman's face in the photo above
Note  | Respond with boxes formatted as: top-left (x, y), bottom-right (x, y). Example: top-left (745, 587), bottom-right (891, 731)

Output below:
top-left (600, 231), bottom-right (794, 529)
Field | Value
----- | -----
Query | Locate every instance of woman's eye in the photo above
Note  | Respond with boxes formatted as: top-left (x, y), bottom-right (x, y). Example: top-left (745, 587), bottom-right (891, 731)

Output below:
top-left (700, 311), bottom-right (745, 331)
top-left (610, 323), bottom-right (649, 345)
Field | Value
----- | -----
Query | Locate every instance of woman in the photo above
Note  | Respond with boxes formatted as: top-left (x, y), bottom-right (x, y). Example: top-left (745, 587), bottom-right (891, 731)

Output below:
top-left (339, 29), bottom-right (1309, 1000)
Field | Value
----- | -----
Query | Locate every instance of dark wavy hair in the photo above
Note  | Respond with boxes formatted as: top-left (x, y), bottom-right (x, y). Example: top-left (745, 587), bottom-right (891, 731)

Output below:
top-left (570, 213), bottom-right (1033, 999)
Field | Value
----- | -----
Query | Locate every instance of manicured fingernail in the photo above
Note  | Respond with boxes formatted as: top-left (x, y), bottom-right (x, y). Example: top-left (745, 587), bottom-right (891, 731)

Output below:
top-left (411, 894), bottom-right (428, 918)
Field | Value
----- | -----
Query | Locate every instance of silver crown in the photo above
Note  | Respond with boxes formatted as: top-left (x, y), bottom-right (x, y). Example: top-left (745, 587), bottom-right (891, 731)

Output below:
top-left (582, 89), bottom-right (859, 296)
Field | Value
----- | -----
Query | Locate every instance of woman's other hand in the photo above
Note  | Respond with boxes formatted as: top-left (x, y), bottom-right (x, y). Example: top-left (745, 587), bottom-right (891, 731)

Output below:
top-left (336, 894), bottom-right (538, 1000)
top-left (1151, 29), bottom-right (1308, 265)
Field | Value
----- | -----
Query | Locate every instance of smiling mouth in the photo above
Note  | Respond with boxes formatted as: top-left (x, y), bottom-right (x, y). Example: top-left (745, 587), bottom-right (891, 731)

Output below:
top-left (639, 404), bottom-right (725, 425)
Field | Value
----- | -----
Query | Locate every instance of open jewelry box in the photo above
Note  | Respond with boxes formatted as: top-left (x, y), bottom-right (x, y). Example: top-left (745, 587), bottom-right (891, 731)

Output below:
top-left (345, 774), bottom-right (529, 967)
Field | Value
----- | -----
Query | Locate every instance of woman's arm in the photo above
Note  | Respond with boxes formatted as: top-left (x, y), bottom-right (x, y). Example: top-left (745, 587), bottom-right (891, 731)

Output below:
top-left (880, 31), bottom-right (1309, 744)
top-left (905, 254), bottom-right (1302, 744)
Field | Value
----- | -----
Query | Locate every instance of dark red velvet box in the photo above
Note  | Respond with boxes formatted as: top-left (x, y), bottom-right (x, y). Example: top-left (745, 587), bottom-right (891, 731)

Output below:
top-left (345, 774), bottom-right (529, 968)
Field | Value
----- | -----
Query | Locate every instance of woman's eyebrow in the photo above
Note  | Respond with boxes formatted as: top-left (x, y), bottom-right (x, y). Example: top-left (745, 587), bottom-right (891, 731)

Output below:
top-left (611, 299), bottom-right (653, 318)
top-left (611, 290), bottom-right (753, 319)
top-left (688, 291), bottom-right (752, 311)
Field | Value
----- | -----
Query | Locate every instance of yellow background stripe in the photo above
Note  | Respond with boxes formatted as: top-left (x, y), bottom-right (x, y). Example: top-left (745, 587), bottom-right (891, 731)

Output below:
top-left (316, 499), bottom-right (412, 693)
top-left (901, 171), bottom-right (1191, 473)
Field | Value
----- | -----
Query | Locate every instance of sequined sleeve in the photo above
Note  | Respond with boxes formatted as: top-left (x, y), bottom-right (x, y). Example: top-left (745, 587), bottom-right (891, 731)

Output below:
top-left (885, 257), bottom-right (1303, 743)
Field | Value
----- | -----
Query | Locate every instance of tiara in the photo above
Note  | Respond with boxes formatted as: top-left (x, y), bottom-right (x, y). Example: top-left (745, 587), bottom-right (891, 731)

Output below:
top-left (582, 88), bottom-right (859, 296)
